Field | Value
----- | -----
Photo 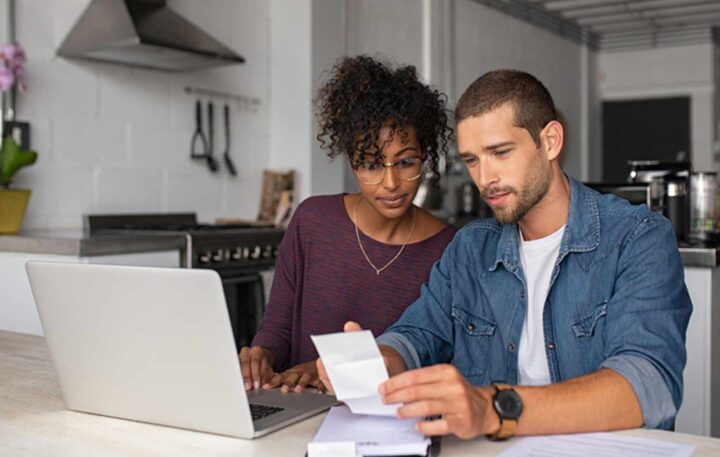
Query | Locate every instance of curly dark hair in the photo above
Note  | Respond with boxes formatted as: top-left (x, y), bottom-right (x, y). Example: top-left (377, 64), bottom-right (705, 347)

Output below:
top-left (315, 55), bottom-right (452, 176)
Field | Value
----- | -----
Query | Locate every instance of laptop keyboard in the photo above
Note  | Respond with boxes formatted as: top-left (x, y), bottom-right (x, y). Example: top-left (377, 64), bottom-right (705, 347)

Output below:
top-left (250, 403), bottom-right (285, 421)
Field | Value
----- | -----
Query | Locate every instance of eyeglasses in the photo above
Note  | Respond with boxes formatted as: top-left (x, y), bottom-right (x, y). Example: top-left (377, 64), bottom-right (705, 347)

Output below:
top-left (353, 157), bottom-right (423, 185)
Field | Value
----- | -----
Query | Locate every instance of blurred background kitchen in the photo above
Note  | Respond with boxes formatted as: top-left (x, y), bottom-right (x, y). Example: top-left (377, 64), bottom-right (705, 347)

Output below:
top-left (1, 0), bottom-right (720, 439)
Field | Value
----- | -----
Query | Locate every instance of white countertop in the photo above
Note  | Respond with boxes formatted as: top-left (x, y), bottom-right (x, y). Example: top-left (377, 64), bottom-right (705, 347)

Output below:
top-left (2, 330), bottom-right (720, 456)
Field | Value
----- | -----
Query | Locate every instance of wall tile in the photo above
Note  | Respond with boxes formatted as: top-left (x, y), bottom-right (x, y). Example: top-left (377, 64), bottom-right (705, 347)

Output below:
top-left (21, 166), bottom-right (94, 227)
top-left (97, 66), bottom-right (173, 128)
top-left (128, 124), bottom-right (197, 173)
top-left (54, 116), bottom-right (128, 166)
top-left (94, 167), bottom-right (164, 212)
top-left (20, 59), bottom-right (98, 119)
top-left (16, 1), bottom-right (56, 60)
top-left (165, 170), bottom-right (224, 221)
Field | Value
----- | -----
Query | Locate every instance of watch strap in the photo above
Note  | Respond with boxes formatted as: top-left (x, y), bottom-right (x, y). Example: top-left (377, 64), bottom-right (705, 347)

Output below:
top-left (488, 383), bottom-right (518, 441)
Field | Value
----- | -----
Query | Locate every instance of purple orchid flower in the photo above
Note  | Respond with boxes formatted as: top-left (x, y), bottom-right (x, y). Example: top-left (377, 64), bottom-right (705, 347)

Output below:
top-left (0, 44), bottom-right (17, 61)
top-left (0, 65), bottom-right (14, 92)
top-left (0, 43), bottom-right (26, 92)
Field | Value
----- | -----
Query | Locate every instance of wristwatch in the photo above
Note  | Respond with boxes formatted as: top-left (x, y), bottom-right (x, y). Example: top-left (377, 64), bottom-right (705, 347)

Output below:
top-left (487, 382), bottom-right (523, 441)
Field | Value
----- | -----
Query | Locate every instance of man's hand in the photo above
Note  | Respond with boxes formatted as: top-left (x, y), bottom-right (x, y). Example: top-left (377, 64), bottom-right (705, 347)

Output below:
top-left (262, 360), bottom-right (326, 393)
top-left (380, 364), bottom-right (499, 439)
top-left (316, 321), bottom-right (362, 393)
top-left (238, 346), bottom-right (275, 391)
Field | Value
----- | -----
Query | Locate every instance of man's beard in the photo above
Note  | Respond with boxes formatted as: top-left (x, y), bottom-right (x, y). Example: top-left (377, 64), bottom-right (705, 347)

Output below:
top-left (481, 151), bottom-right (552, 225)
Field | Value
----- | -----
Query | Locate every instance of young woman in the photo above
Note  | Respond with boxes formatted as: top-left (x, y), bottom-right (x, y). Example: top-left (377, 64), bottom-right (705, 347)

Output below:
top-left (239, 55), bottom-right (456, 393)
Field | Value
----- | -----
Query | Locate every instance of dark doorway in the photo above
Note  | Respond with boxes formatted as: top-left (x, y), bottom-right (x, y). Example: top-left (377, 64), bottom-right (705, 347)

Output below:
top-left (602, 97), bottom-right (690, 182)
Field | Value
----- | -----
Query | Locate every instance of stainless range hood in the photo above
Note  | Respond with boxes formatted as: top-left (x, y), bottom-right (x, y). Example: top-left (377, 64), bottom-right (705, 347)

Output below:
top-left (58, 0), bottom-right (245, 72)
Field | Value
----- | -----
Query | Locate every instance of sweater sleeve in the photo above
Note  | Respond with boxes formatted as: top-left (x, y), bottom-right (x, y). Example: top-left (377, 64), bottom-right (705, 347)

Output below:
top-left (250, 206), bottom-right (303, 371)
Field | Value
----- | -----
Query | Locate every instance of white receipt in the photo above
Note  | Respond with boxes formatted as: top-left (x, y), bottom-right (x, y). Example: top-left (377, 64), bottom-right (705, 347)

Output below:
top-left (309, 405), bottom-right (429, 457)
top-left (307, 440), bottom-right (357, 457)
top-left (497, 432), bottom-right (696, 457)
top-left (311, 330), bottom-right (397, 416)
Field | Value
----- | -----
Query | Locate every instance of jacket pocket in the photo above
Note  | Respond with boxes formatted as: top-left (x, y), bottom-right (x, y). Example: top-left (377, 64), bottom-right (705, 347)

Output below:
top-left (572, 300), bottom-right (608, 337)
top-left (450, 306), bottom-right (496, 378)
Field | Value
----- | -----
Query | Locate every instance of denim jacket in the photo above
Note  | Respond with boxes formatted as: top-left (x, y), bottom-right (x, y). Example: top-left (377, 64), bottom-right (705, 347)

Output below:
top-left (377, 175), bottom-right (692, 429)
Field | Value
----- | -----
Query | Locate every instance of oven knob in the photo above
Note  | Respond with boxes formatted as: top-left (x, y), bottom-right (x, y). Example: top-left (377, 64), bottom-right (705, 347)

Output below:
top-left (243, 246), bottom-right (250, 259)
top-left (212, 249), bottom-right (225, 263)
top-left (262, 245), bottom-right (272, 258)
top-left (272, 247), bottom-right (279, 258)
top-left (231, 247), bottom-right (243, 260)
top-left (250, 246), bottom-right (261, 259)
top-left (199, 251), bottom-right (212, 264)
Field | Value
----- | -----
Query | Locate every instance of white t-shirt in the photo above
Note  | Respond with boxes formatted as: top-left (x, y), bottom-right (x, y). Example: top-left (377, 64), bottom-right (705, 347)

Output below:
top-left (517, 224), bottom-right (565, 386)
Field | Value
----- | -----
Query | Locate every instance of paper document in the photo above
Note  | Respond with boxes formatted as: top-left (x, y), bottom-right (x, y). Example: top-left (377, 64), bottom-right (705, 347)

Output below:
top-left (497, 432), bottom-right (696, 457)
top-left (311, 330), bottom-right (397, 416)
top-left (308, 405), bottom-right (430, 457)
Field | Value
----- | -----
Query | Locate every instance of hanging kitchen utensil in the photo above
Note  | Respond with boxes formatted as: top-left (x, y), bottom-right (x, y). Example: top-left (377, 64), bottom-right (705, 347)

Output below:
top-left (190, 99), bottom-right (209, 161)
top-left (223, 103), bottom-right (237, 176)
top-left (205, 101), bottom-right (220, 173)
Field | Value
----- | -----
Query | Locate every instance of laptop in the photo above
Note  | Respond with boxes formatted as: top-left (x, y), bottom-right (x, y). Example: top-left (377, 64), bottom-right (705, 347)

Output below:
top-left (25, 261), bottom-right (337, 438)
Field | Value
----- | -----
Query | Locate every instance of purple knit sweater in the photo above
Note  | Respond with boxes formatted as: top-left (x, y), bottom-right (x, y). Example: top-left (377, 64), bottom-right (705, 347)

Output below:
top-left (252, 194), bottom-right (457, 371)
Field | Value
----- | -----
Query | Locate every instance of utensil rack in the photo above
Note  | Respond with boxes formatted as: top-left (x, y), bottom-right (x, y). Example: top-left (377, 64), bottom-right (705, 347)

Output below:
top-left (183, 86), bottom-right (261, 112)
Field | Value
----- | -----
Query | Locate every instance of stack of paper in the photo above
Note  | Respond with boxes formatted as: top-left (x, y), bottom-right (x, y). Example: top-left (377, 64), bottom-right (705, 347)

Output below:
top-left (309, 331), bottom-right (430, 456)
top-left (311, 330), bottom-right (397, 416)
top-left (497, 433), bottom-right (696, 457)
top-left (308, 405), bottom-right (430, 457)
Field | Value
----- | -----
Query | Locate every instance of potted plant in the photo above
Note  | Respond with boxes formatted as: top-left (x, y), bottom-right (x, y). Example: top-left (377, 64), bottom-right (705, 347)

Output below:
top-left (0, 43), bottom-right (35, 235)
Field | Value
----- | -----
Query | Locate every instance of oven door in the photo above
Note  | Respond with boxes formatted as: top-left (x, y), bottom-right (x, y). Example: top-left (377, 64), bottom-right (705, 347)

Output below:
top-left (216, 268), bottom-right (267, 350)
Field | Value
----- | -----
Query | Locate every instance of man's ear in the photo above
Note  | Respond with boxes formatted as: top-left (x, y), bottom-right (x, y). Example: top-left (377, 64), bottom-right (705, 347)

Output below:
top-left (540, 120), bottom-right (564, 161)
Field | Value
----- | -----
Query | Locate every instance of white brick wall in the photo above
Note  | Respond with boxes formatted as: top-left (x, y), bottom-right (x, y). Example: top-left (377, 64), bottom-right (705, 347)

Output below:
top-left (12, 0), bottom-right (271, 229)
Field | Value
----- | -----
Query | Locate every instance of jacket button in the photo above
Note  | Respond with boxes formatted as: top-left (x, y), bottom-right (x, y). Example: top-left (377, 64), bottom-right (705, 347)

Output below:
top-left (547, 342), bottom-right (556, 350)
top-left (468, 323), bottom-right (476, 331)
top-left (508, 342), bottom-right (516, 351)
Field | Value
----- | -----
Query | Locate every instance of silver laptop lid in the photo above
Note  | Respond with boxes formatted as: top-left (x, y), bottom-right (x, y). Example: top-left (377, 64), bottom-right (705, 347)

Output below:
top-left (26, 261), bottom-right (254, 438)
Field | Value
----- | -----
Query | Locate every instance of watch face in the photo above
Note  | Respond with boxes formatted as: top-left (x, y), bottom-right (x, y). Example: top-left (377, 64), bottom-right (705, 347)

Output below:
top-left (494, 389), bottom-right (523, 420)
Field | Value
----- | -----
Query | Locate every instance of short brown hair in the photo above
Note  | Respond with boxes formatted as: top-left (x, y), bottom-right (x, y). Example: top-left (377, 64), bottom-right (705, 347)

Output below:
top-left (455, 70), bottom-right (557, 146)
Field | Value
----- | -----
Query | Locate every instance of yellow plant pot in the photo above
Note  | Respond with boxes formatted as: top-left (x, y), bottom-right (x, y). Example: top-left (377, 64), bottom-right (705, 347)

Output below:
top-left (0, 188), bottom-right (31, 234)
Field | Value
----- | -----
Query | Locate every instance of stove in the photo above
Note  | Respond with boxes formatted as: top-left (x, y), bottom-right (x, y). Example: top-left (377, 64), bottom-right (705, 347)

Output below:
top-left (85, 212), bottom-right (286, 348)
top-left (85, 213), bottom-right (285, 270)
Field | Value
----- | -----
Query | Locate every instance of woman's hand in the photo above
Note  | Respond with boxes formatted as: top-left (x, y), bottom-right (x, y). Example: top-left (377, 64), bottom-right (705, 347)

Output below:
top-left (263, 361), bottom-right (326, 393)
top-left (238, 346), bottom-right (275, 391)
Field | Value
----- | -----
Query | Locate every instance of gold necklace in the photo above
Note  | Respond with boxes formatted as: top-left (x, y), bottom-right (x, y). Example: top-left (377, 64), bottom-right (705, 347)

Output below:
top-left (352, 197), bottom-right (417, 276)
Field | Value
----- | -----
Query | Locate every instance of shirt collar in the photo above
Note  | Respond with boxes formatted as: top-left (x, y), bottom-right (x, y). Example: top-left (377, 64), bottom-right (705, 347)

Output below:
top-left (491, 174), bottom-right (600, 272)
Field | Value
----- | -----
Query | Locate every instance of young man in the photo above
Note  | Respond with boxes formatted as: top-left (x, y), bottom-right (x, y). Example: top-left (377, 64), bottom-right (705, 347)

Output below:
top-left (319, 70), bottom-right (692, 440)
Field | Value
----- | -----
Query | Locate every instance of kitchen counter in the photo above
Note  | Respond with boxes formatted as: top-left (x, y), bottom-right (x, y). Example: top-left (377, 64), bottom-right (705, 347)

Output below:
top-left (0, 229), bottom-right (187, 257)
top-left (3, 229), bottom-right (719, 267)
top-left (4, 330), bottom-right (720, 456)
top-left (678, 244), bottom-right (720, 268)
